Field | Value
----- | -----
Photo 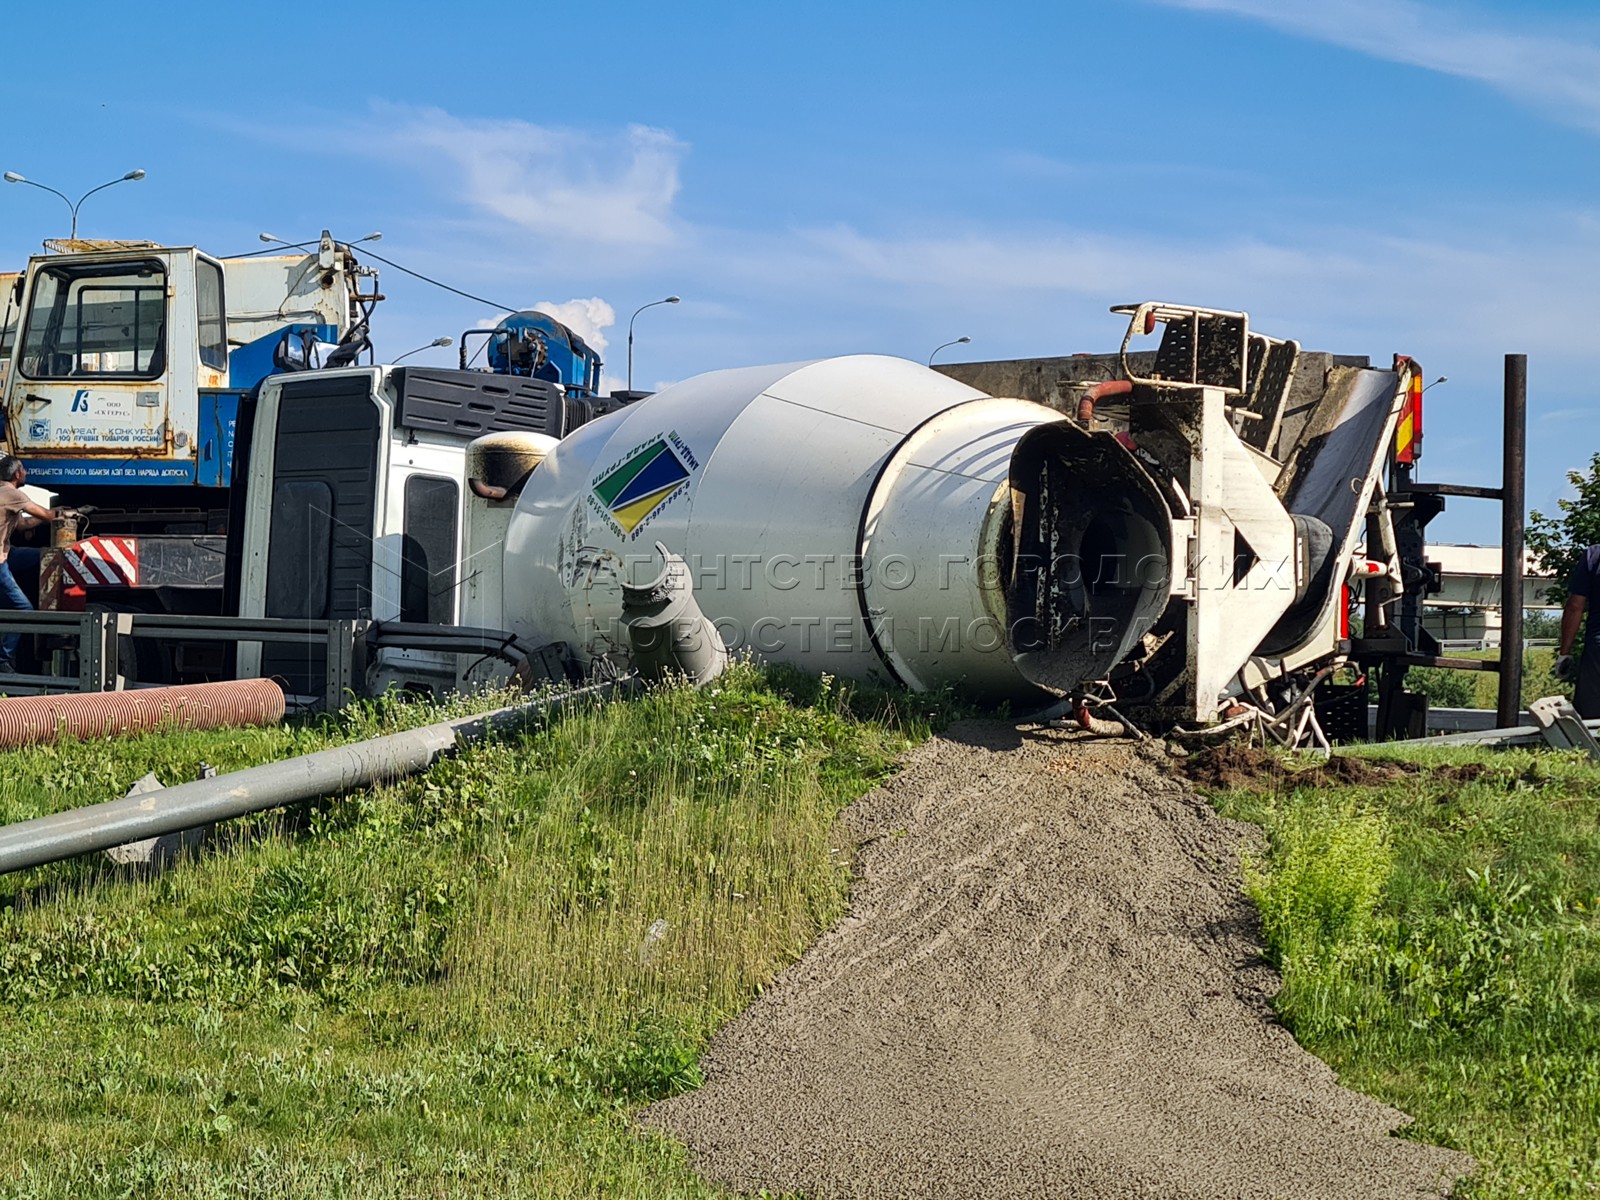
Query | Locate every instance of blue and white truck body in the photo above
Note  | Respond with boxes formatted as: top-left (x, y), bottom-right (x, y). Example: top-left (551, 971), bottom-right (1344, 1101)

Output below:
top-left (1, 236), bottom-right (357, 493)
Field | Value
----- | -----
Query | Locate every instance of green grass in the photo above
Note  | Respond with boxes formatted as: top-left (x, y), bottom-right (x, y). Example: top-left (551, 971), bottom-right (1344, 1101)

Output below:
top-left (1206, 745), bottom-right (1600, 1198)
top-left (0, 665), bottom-right (948, 1198)
top-left (16, 668), bottom-right (1596, 1199)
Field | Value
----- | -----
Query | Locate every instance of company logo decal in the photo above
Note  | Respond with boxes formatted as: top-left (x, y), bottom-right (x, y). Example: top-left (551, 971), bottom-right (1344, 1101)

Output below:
top-left (591, 433), bottom-right (696, 536)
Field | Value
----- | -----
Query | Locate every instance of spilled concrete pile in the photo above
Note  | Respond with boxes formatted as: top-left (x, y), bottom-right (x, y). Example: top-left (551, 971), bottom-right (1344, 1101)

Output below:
top-left (644, 723), bottom-right (1471, 1199)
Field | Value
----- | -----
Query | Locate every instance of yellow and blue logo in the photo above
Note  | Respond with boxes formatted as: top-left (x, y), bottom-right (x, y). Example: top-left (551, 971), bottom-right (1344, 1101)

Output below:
top-left (592, 436), bottom-right (693, 534)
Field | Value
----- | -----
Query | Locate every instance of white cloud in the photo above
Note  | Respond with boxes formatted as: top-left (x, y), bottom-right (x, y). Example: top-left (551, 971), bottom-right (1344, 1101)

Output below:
top-left (1138, 0), bottom-right (1600, 134)
top-left (377, 105), bottom-right (686, 246)
top-left (798, 224), bottom-right (1367, 302)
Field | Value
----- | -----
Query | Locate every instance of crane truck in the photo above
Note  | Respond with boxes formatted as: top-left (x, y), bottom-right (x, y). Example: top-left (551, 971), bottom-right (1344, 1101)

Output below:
top-left (0, 234), bottom-right (605, 682)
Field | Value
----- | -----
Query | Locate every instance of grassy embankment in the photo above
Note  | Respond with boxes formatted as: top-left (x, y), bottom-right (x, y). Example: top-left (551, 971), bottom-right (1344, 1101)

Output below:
top-left (0, 665), bottom-right (945, 1198)
top-left (8, 661), bottom-right (1600, 1200)
top-left (1205, 744), bottom-right (1600, 1198)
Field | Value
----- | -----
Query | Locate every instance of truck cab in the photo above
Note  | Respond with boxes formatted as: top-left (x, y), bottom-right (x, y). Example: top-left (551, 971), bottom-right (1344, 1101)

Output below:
top-left (1, 236), bottom-right (362, 493)
top-left (235, 363), bottom-right (588, 700)
top-left (0, 238), bottom-right (369, 679)
top-left (3, 245), bottom-right (225, 485)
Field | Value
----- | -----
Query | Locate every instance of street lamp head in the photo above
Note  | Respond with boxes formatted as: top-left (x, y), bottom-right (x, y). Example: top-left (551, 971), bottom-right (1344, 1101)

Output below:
top-left (262, 230), bottom-right (379, 247)
top-left (9, 169), bottom-right (148, 239)
top-left (394, 335), bottom-right (455, 363)
top-left (628, 295), bottom-right (682, 392)
top-left (957, 336), bottom-right (971, 344)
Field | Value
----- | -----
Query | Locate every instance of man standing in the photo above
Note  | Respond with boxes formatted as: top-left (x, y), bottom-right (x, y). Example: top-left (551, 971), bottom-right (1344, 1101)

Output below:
top-left (1557, 543), bottom-right (1600, 718)
top-left (0, 455), bottom-right (64, 674)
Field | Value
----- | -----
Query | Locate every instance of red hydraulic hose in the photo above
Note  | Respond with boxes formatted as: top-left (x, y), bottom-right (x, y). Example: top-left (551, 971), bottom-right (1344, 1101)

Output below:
top-left (0, 679), bottom-right (285, 748)
top-left (1077, 378), bottom-right (1133, 423)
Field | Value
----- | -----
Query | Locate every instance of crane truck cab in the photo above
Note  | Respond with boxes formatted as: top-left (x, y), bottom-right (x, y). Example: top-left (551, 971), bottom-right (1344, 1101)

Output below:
top-left (0, 234), bottom-right (364, 492)
top-left (2, 243), bottom-right (227, 485)
top-left (0, 236), bottom-right (370, 683)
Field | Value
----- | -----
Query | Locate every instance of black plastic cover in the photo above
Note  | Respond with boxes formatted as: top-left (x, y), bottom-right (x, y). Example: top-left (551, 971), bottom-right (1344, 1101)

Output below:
top-left (396, 367), bottom-right (566, 439)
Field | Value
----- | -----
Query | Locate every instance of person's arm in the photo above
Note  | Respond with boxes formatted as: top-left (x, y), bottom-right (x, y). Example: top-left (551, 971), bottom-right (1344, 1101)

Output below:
top-left (15, 499), bottom-right (56, 527)
top-left (1560, 593), bottom-right (1587, 656)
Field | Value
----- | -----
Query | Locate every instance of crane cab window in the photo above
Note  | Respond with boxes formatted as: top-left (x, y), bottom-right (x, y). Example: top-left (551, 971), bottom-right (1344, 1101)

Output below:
top-left (18, 259), bottom-right (166, 380)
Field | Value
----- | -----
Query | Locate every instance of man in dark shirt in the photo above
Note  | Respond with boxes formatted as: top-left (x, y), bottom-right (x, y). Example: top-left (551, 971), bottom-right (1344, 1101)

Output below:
top-left (1557, 544), bottom-right (1600, 718)
top-left (0, 455), bottom-right (64, 673)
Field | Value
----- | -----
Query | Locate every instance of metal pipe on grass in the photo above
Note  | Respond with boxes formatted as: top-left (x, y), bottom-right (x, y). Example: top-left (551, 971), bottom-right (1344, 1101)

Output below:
top-left (0, 681), bottom-right (630, 877)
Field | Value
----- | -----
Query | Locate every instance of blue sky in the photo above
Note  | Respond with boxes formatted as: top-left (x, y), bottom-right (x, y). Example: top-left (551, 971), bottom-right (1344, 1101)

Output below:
top-left (4, 0), bottom-right (1596, 541)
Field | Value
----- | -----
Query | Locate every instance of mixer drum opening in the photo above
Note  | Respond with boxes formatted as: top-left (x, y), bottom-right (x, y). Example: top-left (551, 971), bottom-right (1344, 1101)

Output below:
top-left (1001, 422), bottom-right (1172, 695)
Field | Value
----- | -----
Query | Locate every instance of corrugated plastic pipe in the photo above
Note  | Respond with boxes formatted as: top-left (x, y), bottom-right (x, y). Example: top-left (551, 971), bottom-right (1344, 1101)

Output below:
top-left (0, 680), bottom-right (628, 877)
top-left (0, 679), bottom-right (286, 747)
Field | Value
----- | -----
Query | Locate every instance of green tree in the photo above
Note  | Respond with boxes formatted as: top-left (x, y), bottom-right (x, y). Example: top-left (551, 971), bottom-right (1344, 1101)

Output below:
top-left (1527, 451), bottom-right (1600, 606)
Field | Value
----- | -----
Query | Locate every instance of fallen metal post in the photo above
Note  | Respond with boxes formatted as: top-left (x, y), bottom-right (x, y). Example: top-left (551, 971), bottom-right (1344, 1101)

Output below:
top-left (1528, 695), bottom-right (1600, 761)
top-left (0, 680), bottom-right (628, 877)
top-left (1358, 700), bottom-right (1600, 752)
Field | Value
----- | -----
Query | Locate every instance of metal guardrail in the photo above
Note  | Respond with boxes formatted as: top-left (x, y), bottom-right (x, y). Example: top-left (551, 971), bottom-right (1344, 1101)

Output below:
top-left (0, 612), bottom-right (528, 712)
top-left (0, 609), bottom-right (128, 694)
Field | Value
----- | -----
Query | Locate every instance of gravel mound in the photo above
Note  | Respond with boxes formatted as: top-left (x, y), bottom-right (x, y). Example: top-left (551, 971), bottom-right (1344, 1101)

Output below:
top-left (642, 721), bottom-right (1473, 1199)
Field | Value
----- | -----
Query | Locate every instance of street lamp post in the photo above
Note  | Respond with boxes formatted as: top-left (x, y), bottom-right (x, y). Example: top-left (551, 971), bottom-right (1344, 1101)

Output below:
top-left (3, 169), bottom-right (146, 239)
top-left (393, 336), bottom-right (453, 364)
top-left (628, 295), bottom-right (681, 393)
top-left (928, 336), bottom-right (971, 367)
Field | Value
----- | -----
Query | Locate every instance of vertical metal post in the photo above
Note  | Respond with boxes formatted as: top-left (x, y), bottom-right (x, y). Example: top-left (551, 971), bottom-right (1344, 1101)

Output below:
top-left (76, 610), bottom-right (123, 692)
top-left (1497, 354), bottom-right (1527, 728)
top-left (325, 619), bottom-right (355, 712)
top-left (110, 612), bottom-right (130, 691)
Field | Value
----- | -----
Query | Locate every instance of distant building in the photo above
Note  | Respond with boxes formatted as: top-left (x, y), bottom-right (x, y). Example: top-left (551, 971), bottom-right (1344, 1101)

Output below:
top-left (1419, 543), bottom-right (1553, 648)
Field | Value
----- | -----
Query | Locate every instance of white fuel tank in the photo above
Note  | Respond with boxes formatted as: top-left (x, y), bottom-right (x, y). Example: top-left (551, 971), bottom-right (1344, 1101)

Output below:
top-left (502, 355), bottom-right (1173, 702)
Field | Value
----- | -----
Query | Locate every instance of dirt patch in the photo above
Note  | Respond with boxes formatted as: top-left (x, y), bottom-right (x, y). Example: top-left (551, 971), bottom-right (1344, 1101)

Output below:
top-left (1434, 762), bottom-right (1493, 784)
top-left (642, 722), bottom-right (1472, 1199)
top-left (1179, 742), bottom-right (1302, 790)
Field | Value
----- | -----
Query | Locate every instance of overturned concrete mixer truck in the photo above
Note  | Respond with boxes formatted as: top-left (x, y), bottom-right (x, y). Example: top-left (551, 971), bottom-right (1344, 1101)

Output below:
top-left (496, 302), bottom-right (1416, 729)
top-left (51, 299), bottom-right (1411, 735)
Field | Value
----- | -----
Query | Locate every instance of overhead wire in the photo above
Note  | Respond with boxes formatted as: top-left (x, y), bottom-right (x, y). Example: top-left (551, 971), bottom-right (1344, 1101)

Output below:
top-left (349, 246), bottom-right (519, 314)
top-left (220, 239), bottom-right (518, 312)
top-left (220, 240), bottom-right (321, 259)
top-left (220, 235), bottom-right (519, 366)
